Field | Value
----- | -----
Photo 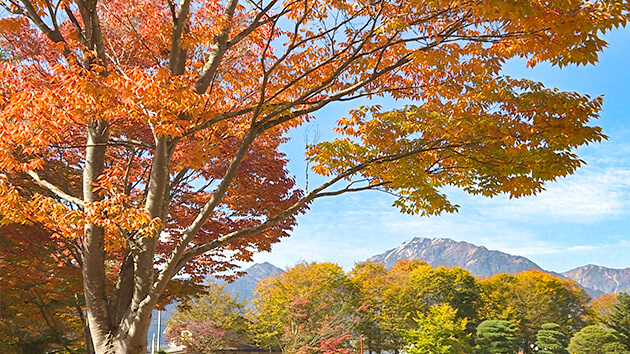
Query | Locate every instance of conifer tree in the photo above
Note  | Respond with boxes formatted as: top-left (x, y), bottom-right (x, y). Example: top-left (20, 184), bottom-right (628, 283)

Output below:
top-left (567, 325), bottom-right (628, 354)
top-left (536, 323), bottom-right (569, 354)
top-left (608, 292), bottom-right (630, 350)
top-left (475, 320), bottom-right (519, 354)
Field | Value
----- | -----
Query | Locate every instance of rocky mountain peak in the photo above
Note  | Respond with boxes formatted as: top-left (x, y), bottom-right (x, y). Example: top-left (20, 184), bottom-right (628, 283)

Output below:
top-left (367, 237), bottom-right (543, 278)
top-left (561, 264), bottom-right (630, 294)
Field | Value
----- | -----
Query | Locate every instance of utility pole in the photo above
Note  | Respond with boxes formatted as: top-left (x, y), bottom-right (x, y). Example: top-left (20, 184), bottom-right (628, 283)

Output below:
top-left (157, 310), bottom-right (162, 351)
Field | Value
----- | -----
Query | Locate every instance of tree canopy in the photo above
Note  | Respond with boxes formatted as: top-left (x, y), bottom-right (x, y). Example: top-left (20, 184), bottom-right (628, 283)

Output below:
top-left (608, 292), bottom-right (630, 350)
top-left (251, 262), bottom-right (360, 353)
top-left (403, 304), bottom-right (472, 354)
top-left (567, 325), bottom-right (629, 354)
top-left (475, 320), bottom-right (519, 354)
top-left (536, 323), bottom-right (569, 354)
top-left (0, 0), bottom-right (628, 352)
top-left (0, 223), bottom-right (85, 353)
top-left (479, 270), bottom-right (590, 344)
top-left (164, 283), bottom-right (251, 353)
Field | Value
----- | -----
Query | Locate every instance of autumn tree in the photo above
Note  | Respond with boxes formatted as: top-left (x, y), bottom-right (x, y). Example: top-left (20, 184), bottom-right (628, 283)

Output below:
top-left (403, 303), bottom-right (472, 354)
top-left (164, 282), bottom-right (251, 353)
top-left (0, 223), bottom-right (87, 353)
top-left (349, 262), bottom-right (392, 354)
top-left (408, 263), bottom-right (480, 332)
top-left (251, 262), bottom-right (360, 353)
top-left (349, 260), bottom-right (480, 353)
top-left (0, 0), bottom-right (628, 352)
top-left (479, 271), bottom-right (590, 346)
top-left (589, 293), bottom-right (619, 325)
top-left (350, 260), bottom-right (430, 353)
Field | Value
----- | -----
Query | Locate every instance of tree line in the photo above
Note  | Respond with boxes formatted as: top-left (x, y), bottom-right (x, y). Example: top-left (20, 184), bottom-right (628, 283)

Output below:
top-left (168, 261), bottom-right (630, 354)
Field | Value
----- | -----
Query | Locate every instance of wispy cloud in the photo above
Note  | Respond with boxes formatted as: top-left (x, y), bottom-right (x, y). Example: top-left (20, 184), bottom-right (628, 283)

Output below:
top-left (566, 245), bottom-right (599, 252)
top-left (471, 167), bottom-right (630, 222)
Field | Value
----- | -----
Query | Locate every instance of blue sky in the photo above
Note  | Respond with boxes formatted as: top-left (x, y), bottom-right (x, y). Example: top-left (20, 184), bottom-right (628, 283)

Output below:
top-left (2, 7), bottom-right (627, 274)
top-left (251, 26), bottom-right (630, 273)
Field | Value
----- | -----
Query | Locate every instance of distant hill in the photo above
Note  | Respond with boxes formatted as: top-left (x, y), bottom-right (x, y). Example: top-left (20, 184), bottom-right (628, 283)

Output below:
top-left (222, 262), bottom-right (284, 302)
top-left (367, 237), bottom-right (544, 277)
top-left (562, 264), bottom-right (630, 294)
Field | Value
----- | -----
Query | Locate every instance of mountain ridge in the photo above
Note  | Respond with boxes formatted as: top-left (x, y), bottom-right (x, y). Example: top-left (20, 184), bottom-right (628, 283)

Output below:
top-left (561, 263), bottom-right (630, 294)
top-left (222, 262), bottom-right (284, 302)
top-left (222, 238), bottom-right (630, 299)
top-left (367, 237), bottom-right (545, 277)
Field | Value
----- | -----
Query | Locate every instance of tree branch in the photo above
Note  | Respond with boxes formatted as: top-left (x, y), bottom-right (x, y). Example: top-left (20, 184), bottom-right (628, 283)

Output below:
top-left (150, 124), bottom-right (260, 301)
top-left (175, 141), bottom-right (462, 268)
top-left (109, 137), bottom-right (155, 150)
top-left (194, 0), bottom-right (240, 94)
top-left (26, 170), bottom-right (85, 207)
top-left (168, 0), bottom-right (191, 75)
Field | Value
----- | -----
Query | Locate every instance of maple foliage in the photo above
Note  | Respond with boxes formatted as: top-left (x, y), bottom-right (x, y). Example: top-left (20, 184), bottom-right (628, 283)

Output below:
top-left (0, 223), bottom-right (85, 353)
top-left (0, 0), bottom-right (628, 351)
top-left (164, 282), bottom-right (252, 352)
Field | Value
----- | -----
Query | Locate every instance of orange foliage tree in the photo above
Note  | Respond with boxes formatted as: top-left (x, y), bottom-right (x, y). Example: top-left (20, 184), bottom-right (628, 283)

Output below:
top-left (0, 223), bottom-right (86, 353)
top-left (0, 0), bottom-right (628, 352)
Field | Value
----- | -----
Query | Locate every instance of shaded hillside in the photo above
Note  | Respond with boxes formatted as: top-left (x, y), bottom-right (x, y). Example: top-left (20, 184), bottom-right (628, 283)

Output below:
top-left (222, 262), bottom-right (284, 302)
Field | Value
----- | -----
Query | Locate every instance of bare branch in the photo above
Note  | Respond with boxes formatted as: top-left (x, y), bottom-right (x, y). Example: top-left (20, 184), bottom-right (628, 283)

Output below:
top-left (225, 0), bottom-right (283, 50)
top-left (27, 170), bottom-right (85, 207)
top-left (180, 105), bottom-right (258, 138)
top-left (0, 1), bottom-right (25, 15)
top-left (109, 137), bottom-right (155, 150)
top-left (150, 124), bottom-right (260, 301)
top-left (314, 181), bottom-right (390, 198)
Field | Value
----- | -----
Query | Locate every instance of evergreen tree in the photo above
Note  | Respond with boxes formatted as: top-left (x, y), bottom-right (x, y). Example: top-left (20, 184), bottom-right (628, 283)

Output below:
top-left (475, 320), bottom-right (519, 354)
top-left (567, 325), bottom-right (628, 354)
top-left (536, 323), bottom-right (569, 354)
top-left (608, 292), bottom-right (630, 350)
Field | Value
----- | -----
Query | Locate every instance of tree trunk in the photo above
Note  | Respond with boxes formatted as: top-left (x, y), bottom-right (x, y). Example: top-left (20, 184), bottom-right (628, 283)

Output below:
top-left (110, 314), bottom-right (154, 354)
top-left (82, 120), bottom-right (112, 353)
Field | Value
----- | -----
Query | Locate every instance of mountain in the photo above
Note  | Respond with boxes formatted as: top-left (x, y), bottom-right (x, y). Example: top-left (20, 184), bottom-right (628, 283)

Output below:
top-left (561, 264), bottom-right (630, 294)
top-left (222, 262), bottom-right (284, 302)
top-left (367, 237), bottom-right (544, 277)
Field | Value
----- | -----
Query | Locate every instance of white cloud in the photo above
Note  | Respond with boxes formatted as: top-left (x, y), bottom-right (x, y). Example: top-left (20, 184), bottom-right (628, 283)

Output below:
top-left (472, 167), bottom-right (630, 222)
top-left (566, 245), bottom-right (599, 252)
